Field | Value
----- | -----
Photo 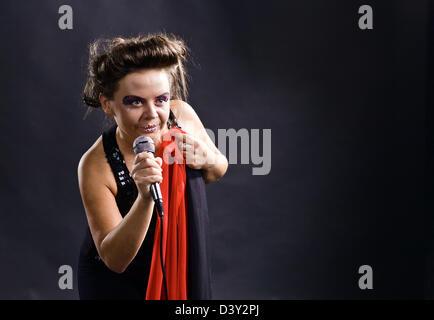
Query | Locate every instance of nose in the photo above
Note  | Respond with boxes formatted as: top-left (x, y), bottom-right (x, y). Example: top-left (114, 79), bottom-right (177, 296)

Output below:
top-left (140, 101), bottom-right (158, 119)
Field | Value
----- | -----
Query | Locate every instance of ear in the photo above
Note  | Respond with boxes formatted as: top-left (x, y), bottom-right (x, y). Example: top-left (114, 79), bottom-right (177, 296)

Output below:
top-left (99, 93), bottom-right (114, 116)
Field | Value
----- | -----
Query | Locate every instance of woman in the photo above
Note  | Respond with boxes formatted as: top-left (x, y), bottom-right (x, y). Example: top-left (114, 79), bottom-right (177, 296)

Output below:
top-left (77, 33), bottom-right (228, 300)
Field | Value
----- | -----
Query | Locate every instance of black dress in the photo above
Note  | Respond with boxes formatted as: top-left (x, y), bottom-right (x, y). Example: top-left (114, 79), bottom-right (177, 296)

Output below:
top-left (77, 123), bottom-right (213, 300)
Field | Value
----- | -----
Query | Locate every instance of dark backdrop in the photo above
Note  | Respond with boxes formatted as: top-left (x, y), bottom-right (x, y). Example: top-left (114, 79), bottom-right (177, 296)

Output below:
top-left (0, 0), bottom-right (430, 299)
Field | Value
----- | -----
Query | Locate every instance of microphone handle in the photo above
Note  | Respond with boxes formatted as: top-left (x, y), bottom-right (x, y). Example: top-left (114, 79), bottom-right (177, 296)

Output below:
top-left (150, 183), bottom-right (164, 217)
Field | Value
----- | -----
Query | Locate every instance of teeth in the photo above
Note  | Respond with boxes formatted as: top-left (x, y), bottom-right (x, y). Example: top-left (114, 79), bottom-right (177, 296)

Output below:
top-left (142, 125), bottom-right (156, 132)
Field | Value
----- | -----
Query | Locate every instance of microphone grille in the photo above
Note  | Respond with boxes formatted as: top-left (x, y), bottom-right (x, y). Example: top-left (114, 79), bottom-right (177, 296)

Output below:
top-left (133, 136), bottom-right (155, 155)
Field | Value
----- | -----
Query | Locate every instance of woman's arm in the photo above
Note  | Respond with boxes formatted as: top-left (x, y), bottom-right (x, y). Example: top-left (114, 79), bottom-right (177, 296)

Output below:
top-left (78, 150), bottom-right (155, 274)
top-left (201, 149), bottom-right (229, 184)
top-left (172, 100), bottom-right (228, 184)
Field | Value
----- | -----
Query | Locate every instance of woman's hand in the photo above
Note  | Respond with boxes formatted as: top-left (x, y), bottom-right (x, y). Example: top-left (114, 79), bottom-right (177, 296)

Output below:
top-left (130, 152), bottom-right (163, 200)
top-left (174, 132), bottom-right (216, 170)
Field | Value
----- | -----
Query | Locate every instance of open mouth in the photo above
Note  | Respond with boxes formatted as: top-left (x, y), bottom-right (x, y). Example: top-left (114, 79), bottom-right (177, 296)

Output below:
top-left (139, 124), bottom-right (158, 133)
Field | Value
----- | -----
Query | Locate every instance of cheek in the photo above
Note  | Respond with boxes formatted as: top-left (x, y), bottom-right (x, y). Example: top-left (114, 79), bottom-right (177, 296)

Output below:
top-left (119, 108), bottom-right (141, 123)
top-left (157, 106), bottom-right (170, 123)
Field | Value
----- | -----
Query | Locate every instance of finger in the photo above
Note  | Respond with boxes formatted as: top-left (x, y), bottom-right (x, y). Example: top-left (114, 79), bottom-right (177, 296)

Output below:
top-left (155, 157), bottom-right (163, 167)
top-left (182, 146), bottom-right (195, 157)
top-left (134, 151), bottom-right (153, 164)
top-left (193, 139), bottom-right (200, 149)
top-left (149, 175), bottom-right (163, 183)
top-left (173, 132), bottom-right (181, 141)
top-left (132, 167), bottom-right (163, 180)
top-left (136, 175), bottom-right (163, 184)
top-left (183, 133), bottom-right (196, 145)
top-left (183, 144), bottom-right (194, 153)
top-left (140, 155), bottom-right (161, 168)
top-left (131, 159), bottom-right (162, 175)
top-left (177, 140), bottom-right (185, 151)
top-left (175, 133), bottom-right (187, 144)
top-left (134, 161), bottom-right (162, 173)
top-left (131, 159), bottom-right (151, 175)
top-left (136, 166), bottom-right (163, 176)
top-left (183, 150), bottom-right (196, 165)
top-left (177, 137), bottom-right (192, 150)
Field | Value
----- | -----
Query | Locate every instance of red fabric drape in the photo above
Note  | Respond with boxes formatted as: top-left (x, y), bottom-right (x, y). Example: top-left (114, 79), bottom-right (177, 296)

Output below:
top-left (145, 126), bottom-right (188, 300)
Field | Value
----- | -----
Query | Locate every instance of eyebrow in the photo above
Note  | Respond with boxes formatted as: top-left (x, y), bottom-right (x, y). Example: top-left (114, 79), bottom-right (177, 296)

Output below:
top-left (123, 92), bottom-right (170, 100)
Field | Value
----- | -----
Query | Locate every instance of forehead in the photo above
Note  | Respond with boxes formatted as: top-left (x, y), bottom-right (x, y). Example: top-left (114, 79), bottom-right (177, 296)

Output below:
top-left (117, 68), bottom-right (170, 95)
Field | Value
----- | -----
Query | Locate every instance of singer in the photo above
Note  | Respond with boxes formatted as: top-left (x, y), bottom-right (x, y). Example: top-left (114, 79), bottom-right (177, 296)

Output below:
top-left (77, 33), bottom-right (228, 300)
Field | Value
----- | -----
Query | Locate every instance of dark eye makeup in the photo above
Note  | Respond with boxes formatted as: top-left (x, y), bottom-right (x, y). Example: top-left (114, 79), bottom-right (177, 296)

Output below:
top-left (122, 93), bottom-right (169, 106)
top-left (122, 95), bottom-right (143, 105)
top-left (157, 95), bottom-right (169, 103)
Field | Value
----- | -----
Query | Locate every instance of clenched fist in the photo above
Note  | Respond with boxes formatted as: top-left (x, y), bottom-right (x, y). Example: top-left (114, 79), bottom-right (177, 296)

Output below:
top-left (130, 152), bottom-right (163, 201)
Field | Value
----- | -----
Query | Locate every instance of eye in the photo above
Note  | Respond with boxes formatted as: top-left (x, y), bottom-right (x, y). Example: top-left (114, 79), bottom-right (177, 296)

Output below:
top-left (122, 96), bottom-right (143, 106)
top-left (156, 96), bottom-right (168, 104)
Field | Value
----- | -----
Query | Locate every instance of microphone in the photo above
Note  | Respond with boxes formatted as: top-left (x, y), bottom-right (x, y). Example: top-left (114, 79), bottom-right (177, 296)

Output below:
top-left (133, 136), bottom-right (164, 218)
top-left (133, 135), bottom-right (169, 299)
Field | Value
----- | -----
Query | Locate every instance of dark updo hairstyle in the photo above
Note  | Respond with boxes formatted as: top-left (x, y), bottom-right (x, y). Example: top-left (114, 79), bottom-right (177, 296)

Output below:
top-left (82, 32), bottom-right (189, 127)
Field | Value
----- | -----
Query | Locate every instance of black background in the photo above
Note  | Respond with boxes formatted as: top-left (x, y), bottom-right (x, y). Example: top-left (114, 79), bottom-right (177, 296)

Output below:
top-left (0, 0), bottom-right (430, 299)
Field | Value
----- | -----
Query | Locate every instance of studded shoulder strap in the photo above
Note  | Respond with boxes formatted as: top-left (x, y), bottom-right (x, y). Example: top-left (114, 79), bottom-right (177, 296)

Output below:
top-left (102, 125), bottom-right (138, 214)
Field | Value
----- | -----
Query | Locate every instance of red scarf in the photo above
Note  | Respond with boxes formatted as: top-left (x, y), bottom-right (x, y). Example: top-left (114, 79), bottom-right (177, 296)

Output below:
top-left (145, 126), bottom-right (188, 300)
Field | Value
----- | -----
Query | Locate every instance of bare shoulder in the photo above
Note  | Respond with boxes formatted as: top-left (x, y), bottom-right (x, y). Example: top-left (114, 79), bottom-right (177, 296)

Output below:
top-left (78, 136), bottom-right (116, 196)
top-left (77, 136), bottom-right (124, 256)
top-left (170, 99), bottom-right (193, 114)
top-left (170, 99), bottom-right (222, 156)
top-left (170, 99), bottom-right (204, 134)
